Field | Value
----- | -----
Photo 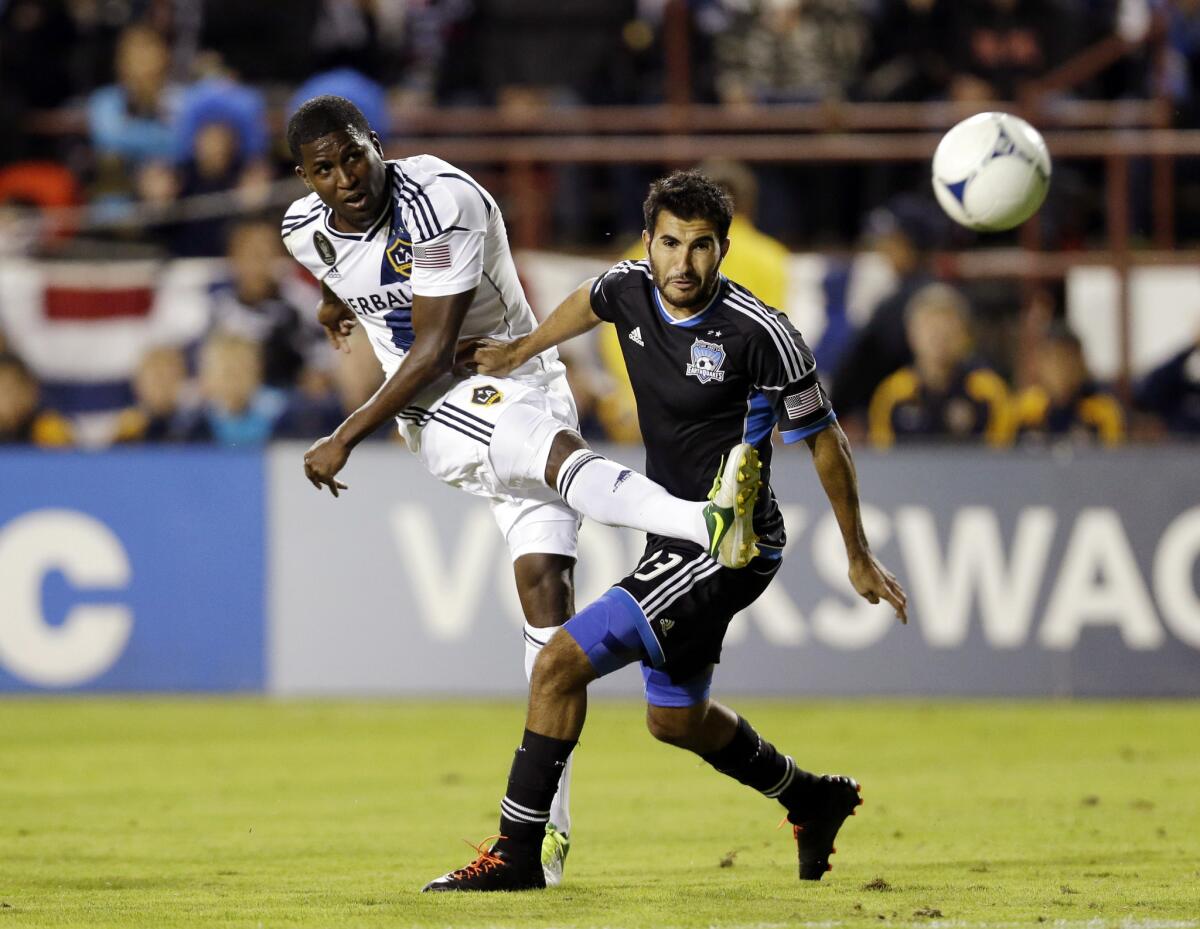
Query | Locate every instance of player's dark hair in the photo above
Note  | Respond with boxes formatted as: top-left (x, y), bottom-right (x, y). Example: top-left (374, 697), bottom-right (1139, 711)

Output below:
top-left (287, 95), bottom-right (372, 163)
top-left (643, 170), bottom-right (734, 240)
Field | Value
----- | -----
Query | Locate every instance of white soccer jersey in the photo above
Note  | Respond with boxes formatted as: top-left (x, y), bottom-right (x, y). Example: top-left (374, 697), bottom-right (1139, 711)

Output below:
top-left (281, 155), bottom-right (563, 438)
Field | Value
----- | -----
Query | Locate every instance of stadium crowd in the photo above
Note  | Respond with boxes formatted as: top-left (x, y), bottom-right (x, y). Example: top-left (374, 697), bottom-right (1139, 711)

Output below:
top-left (2, 0), bottom-right (1194, 251)
top-left (1, 0), bottom-right (1199, 448)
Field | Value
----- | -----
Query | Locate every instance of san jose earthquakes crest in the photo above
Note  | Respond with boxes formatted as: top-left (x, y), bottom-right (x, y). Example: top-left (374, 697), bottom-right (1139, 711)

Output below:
top-left (686, 338), bottom-right (726, 384)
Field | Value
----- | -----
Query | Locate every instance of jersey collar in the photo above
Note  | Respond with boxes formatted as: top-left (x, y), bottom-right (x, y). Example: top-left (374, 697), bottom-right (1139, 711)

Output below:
top-left (652, 277), bottom-right (724, 328)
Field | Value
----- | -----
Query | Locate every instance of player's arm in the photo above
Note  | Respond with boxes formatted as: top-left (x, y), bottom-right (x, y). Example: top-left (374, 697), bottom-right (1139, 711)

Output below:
top-left (318, 281), bottom-right (357, 354)
top-left (474, 278), bottom-right (602, 376)
top-left (804, 421), bottom-right (908, 623)
top-left (302, 289), bottom-right (475, 496)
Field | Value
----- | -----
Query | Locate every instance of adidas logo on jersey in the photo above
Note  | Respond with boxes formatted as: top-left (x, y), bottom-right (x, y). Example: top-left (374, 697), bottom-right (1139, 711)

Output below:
top-left (659, 618), bottom-right (674, 634)
top-left (628, 327), bottom-right (644, 346)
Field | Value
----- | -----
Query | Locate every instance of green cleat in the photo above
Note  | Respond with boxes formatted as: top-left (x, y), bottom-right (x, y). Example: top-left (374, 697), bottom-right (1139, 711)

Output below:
top-left (541, 823), bottom-right (570, 887)
top-left (702, 443), bottom-right (762, 569)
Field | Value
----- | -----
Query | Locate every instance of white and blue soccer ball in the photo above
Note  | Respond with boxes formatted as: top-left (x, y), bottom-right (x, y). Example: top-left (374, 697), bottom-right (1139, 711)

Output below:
top-left (932, 112), bottom-right (1052, 232)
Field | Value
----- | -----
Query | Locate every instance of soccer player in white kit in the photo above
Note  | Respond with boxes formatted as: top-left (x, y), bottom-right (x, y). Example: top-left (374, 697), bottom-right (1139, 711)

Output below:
top-left (280, 96), bottom-right (763, 884)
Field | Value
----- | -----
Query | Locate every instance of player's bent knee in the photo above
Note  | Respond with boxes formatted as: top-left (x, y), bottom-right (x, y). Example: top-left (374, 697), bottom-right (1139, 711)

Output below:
top-left (542, 429), bottom-right (589, 488)
top-left (489, 401), bottom-right (577, 491)
top-left (645, 703), bottom-right (707, 748)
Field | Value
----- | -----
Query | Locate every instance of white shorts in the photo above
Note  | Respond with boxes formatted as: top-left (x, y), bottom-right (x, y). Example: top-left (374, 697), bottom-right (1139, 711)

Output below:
top-left (401, 370), bottom-right (581, 562)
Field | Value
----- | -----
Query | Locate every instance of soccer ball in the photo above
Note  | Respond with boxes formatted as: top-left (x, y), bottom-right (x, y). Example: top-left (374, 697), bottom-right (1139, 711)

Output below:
top-left (931, 112), bottom-right (1051, 232)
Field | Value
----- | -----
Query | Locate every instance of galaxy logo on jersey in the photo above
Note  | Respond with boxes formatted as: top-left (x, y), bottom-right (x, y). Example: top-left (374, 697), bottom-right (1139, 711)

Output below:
top-left (381, 231), bottom-right (413, 285)
top-left (686, 338), bottom-right (726, 384)
top-left (313, 231), bottom-right (337, 266)
top-left (471, 385), bottom-right (503, 406)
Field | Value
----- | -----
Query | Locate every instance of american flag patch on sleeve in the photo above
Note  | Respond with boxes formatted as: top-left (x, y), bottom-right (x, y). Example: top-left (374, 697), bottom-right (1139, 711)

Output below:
top-left (784, 384), bottom-right (824, 419)
top-left (413, 242), bottom-right (453, 269)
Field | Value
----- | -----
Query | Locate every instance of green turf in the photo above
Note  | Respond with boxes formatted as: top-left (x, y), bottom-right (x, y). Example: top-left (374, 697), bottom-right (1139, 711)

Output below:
top-left (1, 699), bottom-right (1198, 928)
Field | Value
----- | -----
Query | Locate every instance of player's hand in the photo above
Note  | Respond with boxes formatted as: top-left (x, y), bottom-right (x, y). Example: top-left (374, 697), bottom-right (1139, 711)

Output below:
top-left (317, 302), bottom-right (357, 354)
top-left (303, 435), bottom-right (350, 497)
top-left (453, 337), bottom-right (485, 376)
top-left (473, 338), bottom-right (522, 376)
top-left (848, 552), bottom-right (908, 624)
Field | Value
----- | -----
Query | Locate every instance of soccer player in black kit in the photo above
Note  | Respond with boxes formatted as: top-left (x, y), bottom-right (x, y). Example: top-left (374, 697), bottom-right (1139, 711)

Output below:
top-left (424, 170), bottom-right (908, 892)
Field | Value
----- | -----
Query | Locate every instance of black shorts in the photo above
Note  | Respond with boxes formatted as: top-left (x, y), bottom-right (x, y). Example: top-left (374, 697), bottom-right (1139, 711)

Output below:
top-left (614, 540), bottom-right (782, 683)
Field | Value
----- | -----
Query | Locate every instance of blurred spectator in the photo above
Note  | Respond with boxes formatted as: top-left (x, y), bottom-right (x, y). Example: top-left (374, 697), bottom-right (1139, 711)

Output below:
top-left (712, 0), bottom-right (868, 104)
top-left (0, 354), bottom-right (73, 446)
top-left (946, 0), bottom-right (1073, 102)
top-left (185, 333), bottom-right (288, 445)
top-left (830, 196), bottom-right (941, 425)
top-left (207, 219), bottom-right (329, 389)
top-left (1136, 332), bottom-right (1200, 436)
top-left (88, 25), bottom-right (180, 174)
top-left (868, 284), bottom-right (1012, 448)
top-left (157, 78), bottom-right (272, 256)
top-left (859, 0), bottom-right (953, 101)
top-left (1013, 323), bottom-right (1124, 446)
top-left (176, 79), bottom-right (269, 168)
top-left (112, 346), bottom-right (200, 443)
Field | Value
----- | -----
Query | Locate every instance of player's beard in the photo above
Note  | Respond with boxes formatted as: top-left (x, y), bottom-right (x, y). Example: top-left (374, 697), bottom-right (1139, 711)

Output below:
top-left (653, 267), bottom-right (718, 310)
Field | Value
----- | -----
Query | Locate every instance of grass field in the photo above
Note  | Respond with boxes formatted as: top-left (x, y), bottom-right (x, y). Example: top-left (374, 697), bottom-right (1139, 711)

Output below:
top-left (1, 699), bottom-right (1198, 929)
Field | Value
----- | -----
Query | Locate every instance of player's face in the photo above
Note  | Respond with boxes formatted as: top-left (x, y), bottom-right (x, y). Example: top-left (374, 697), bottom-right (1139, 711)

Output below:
top-left (296, 129), bottom-right (388, 232)
top-left (643, 211), bottom-right (730, 312)
top-left (906, 305), bottom-right (970, 372)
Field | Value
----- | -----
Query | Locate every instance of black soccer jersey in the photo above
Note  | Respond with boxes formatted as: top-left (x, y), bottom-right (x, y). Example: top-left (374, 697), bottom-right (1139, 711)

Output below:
top-left (590, 259), bottom-right (836, 551)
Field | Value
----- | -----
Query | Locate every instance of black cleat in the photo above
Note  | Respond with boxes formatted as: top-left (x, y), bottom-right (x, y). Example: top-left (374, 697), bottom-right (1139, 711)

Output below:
top-left (422, 836), bottom-right (546, 893)
top-left (788, 775), bottom-right (862, 881)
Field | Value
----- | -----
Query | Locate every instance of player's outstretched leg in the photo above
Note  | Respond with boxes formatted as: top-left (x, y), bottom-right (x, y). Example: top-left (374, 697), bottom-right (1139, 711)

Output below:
top-left (646, 700), bottom-right (862, 881)
top-left (486, 398), bottom-right (761, 568)
top-left (550, 437), bottom-right (762, 570)
top-left (423, 631), bottom-right (597, 892)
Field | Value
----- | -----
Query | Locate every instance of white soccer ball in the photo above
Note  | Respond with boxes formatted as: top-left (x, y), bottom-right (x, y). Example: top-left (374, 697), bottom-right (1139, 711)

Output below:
top-left (931, 112), bottom-right (1051, 232)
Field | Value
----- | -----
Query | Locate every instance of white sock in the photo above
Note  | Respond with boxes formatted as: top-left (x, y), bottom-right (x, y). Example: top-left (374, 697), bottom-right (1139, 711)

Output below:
top-left (555, 450), bottom-right (707, 547)
top-left (524, 622), bottom-right (572, 836)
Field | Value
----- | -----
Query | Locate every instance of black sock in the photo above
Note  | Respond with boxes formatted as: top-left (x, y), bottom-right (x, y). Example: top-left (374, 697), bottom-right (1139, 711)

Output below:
top-left (496, 729), bottom-right (576, 857)
top-left (700, 716), bottom-right (821, 816)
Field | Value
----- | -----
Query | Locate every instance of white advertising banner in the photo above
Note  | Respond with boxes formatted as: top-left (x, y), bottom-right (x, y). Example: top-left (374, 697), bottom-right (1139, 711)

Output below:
top-left (268, 443), bottom-right (1200, 697)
